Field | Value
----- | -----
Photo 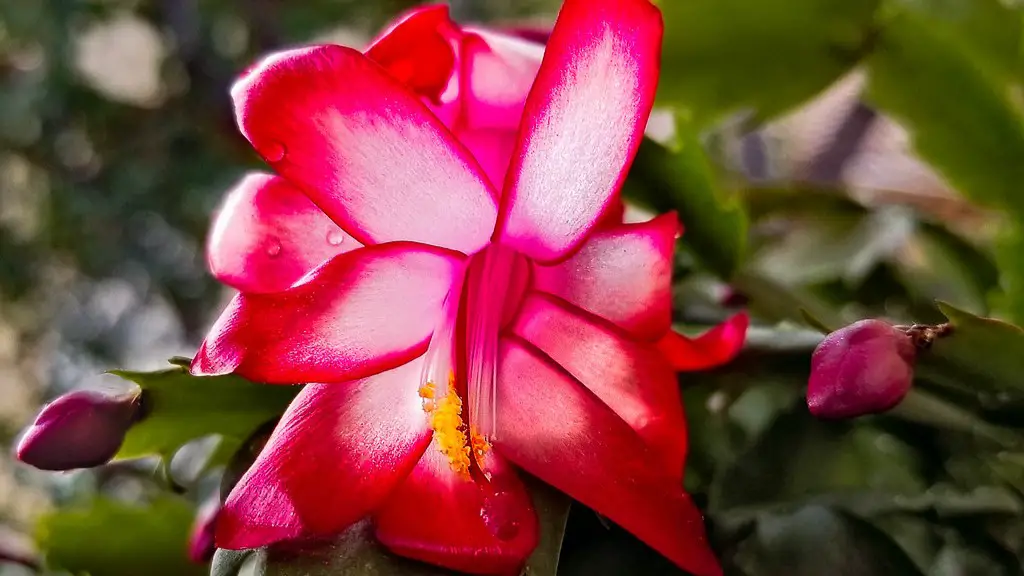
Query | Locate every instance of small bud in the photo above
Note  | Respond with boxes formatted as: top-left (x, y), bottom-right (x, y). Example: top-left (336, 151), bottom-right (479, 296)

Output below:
top-left (807, 319), bottom-right (916, 419)
top-left (16, 389), bottom-right (141, 471)
top-left (188, 498), bottom-right (220, 563)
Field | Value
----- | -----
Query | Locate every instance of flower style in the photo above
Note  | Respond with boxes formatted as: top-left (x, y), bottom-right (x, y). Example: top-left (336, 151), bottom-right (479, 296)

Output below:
top-left (195, 1), bottom-right (744, 575)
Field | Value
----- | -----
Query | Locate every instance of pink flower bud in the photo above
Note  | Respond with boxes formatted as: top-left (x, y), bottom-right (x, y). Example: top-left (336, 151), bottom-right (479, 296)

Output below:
top-left (807, 319), bottom-right (916, 419)
top-left (188, 498), bottom-right (220, 564)
top-left (16, 389), bottom-right (141, 471)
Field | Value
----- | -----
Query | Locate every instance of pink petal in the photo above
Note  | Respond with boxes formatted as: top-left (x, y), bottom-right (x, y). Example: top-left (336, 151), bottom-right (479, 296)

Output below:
top-left (456, 128), bottom-right (518, 189)
top-left (494, 338), bottom-right (722, 576)
top-left (658, 312), bottom-right (749, 372)
top-left (216, 359), bottom-right (431, 549)
top-left (460, 30), bottom-right (544, 131)
top-left (207, 172), bottom-right (361, 294)
top-left (232, 44), bottom-right (497, 254)
top-left (365, 4), bottom-right (459, 123)
top-left (191, 243), bottom-right (463, 384)
top-left (495, 0), bottom-right (662, 263)
top-left (511, 293), bottom-right (687, 477)
top-left (533, 213), bottom-right (679, 341)
top-left (375, 445), bottom-right (538, 575)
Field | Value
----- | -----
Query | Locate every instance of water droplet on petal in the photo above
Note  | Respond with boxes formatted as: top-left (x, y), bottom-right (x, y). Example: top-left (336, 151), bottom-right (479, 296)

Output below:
top-left (266, 242), bottom-right (282, 258)
top-left (261, 141), bottom-right (286, 163)
top-left (480, 490), bottom-right (520, 541)
top-left (326, 230), bottom-right (345, 246)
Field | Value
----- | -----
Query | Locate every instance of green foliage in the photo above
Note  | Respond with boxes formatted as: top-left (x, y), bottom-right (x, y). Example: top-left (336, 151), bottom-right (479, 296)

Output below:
top-left (865, 10), bottom-right (1024, 219)
top-left (732, 506), bottom-right (926, 576)
top-left (36, 496), bottom-right (204, 576)
top-left (658, 0), bottom-right (880, 126)
top-left (110, 360), bottom-right (298, 462)
top-left (626, 118), bottom-right (748, 278)
top-left (921, 302), bottom-right (1024, 399)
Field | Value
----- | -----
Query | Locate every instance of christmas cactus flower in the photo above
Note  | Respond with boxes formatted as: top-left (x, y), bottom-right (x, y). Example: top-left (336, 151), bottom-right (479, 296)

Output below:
top-left (194, 1), bottom-right (742, 575)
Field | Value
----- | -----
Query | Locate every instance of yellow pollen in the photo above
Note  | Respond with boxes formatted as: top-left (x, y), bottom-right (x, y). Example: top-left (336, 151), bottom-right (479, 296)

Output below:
top-left (420, 373), bottom-right (472, 476)
top-left (472, 433), bottom-right (491, 460)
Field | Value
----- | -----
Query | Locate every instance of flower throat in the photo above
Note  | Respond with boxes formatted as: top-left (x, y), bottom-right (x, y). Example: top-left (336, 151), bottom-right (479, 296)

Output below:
top-left (418, 244), bottom-right (528, 476)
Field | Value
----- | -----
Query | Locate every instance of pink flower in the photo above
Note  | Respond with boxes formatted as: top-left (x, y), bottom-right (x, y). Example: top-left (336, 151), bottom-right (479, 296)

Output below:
top-left (188, 498), bottom-right (220, 564)
top-left (16, 389), bottom-right (141, 471)
top-left (807, 319), bottom-right (916, 419)
top-left (194, 2), bottom-right (741, 575)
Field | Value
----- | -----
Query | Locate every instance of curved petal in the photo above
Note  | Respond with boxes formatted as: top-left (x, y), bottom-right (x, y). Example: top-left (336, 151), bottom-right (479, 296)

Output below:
top-left (375, 444), bottom-right (537, 575)
top-left (495, 0), bottom-right (662, 263)
top-left (216, 359), bottom-right (431, 549)
top-left (494, 338), bottom-right (721, 576)
top-left (658, 313), bottom-right (749, 372)
top-left (207, 172), bottom-right (361, 294)
top-left (365, 5), bottom-right (456, 103)
top-left (460, 30), bottom-right (544, 131)
top-left (192, 243), bottom-right (463, 383)
top-left (232, 45), bottom-right (497, 253)
top-left (533, 213), bottom-right (678, 340)
top-left (511, 293), bottom-right (686, 476)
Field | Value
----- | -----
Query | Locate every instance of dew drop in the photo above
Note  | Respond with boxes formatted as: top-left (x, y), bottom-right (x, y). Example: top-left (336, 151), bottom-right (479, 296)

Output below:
top-left (326, 230), bottom-right (345, 246)
top-left (266, 242), bottom-right (282, 258)
top-left (261, 141), bottom-right (286, 163)
top-left (480, 490), bottom-right (520, 541)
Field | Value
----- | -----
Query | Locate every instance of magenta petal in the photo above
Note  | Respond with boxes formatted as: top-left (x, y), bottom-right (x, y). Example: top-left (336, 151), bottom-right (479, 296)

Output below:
top-left (365, 4), bottom-right (457, 105)
top-left (456, 128), bottom-right (518, 189)
top-left (460, 30), bottom-right (544, 131)
top-left (496, 0), bottom-right (663, 263)
top-left (216, 359), bottom-right (431, 549)
top-left (511, 294), bottom-right (687, 477)
top-left (207, 172), bottom-right (360, 294)
top-left (232, 45), bottom-right (497, 254)
top-left (807, 319), bottom-right (916, 419)
top-left (533, 213), bottom-right (679, 340)
top-left (494, 338), bottom-right (721, 576)
top-left (657, 312), bottom-right (749, 372)
top-left (191, 242), bottom-right (463, 384)
top-left (375, 446), bottom-right (538, 575)
top-left (16, 390), bottom-right (139, 471)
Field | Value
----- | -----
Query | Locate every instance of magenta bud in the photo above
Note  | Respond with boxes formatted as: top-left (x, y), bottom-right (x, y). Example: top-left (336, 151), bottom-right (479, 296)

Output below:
top-left (807, 319), bottom-right (916, 419)
top-left (188, 498), bottom-right (220, 563)
top-left (16, 389), bottom-right (141, 471)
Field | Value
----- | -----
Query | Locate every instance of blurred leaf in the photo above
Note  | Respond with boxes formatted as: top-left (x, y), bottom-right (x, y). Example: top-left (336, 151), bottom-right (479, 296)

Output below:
top-left (890, 389), bottom-right (1023, 449)
top-left (110, 360), bottom-right (298, 461)
top-left (522, 477), bottom-right (572, 576)
top-left (211, 548), bottom-right (261, 576)
top-left (866, 10), bottom-right (1024, 219)
top-left (919, 302), bottom-right (1024, 400)
top-left (893, 0), bottom-right (1023, 82)
top-left (711, 402), bottom-right (924, 512)
top-left (626, 125), bottom-right (747, 278)
top-left (892, 223), bottom-right (999, 317)
top-left (752, 206), bottom-right (914, 287)
top-left (37, 496), bottom-right (203, 576)
top-left (658, 0), bottom-right (880, 126)
top-left (799, 309), bottom-right (835, 334)
top-left (993, 224), bottom-right (1024, 324)
top-left (733, 506), bottom-right (926, 576)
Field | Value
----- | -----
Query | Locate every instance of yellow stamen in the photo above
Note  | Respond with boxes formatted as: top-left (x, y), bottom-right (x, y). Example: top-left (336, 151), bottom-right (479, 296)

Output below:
top-left (419, 373), bottom-right (472, 476)
top-left (472, 432), bottom-right (491, 460)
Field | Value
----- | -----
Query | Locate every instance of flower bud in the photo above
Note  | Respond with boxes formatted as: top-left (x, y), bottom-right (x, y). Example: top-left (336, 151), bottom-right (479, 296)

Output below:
top-left (188, 498), bottom-right (220, 563)
top-left (16, 389), bottom-right (141, 471)
top-left (807, 319), bottom-right (916, 419)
